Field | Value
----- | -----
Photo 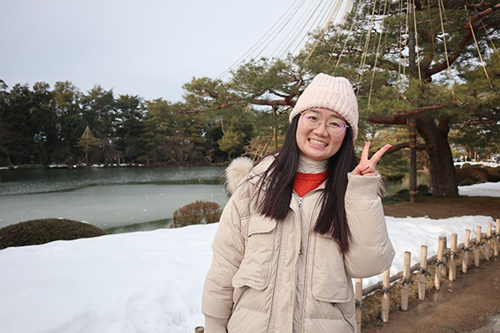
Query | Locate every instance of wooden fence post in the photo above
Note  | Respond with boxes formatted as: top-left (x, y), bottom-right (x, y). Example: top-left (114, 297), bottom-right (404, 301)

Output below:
top-left (449, 233), bottom-right (457, 281)
top-left (495, 219), bottom-right (500, 257)
top-left (441, 236), bottom-right (448, 278)
top-left (463, 229), bottom-right (471, 273)
top-left (486, 222), bottom-right (492, 261)
top-left (475, 226), bottom-right (481, 267)
top-left (382, 268), bottom-right (390, 323)
top-left (401, 252), bottom-right (411, 311)
top-left (435, 236), bottom-right (446, 290)
top-left (419, 245), bottom-right (428, 301)
top-left (355, 278), bottom-right (362, 332)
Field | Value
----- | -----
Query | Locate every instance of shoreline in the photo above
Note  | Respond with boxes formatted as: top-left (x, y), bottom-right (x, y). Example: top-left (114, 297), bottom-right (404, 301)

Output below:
top-left (0, 160), bottom-right (229, 171)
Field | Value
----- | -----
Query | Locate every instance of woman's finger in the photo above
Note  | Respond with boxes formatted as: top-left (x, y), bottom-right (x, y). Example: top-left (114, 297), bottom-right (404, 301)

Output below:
top-left (353, 143), bottom-right (391, 176)
top-left (360, 142), bottom-right (371, 162)
top-left (352, 163), bottom-right (368, 176)
top-left (368, 144), bottom-right (391, 166)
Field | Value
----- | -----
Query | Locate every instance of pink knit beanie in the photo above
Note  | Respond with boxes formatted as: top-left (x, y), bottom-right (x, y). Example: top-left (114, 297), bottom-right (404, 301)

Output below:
top-left (289, 73), bottom-right (358, 140)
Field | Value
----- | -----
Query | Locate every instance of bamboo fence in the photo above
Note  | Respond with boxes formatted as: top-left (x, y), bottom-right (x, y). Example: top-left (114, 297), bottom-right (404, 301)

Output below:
top-left (355, 218), bottom-right (500, 331)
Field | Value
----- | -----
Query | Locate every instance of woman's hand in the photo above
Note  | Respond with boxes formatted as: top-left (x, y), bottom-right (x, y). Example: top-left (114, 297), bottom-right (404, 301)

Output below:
top-left (352, 142), bottom-right (391, 177)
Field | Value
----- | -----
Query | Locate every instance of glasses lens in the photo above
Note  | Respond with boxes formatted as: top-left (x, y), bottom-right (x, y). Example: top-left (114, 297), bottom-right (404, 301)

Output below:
top-left (302, 111), bottom-right (347, 136)
top-left (327, 119), bottom-right (347, 136)
top-left (302, 112), bottom-right (319, 129)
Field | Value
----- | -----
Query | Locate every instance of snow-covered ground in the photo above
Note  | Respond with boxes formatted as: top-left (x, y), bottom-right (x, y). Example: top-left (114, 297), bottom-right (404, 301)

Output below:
top-left (0, 182), bottom-right (499, 333)
top-left (454, 161), bottom-right (500, 168)
top-left (458, 181), bottom-right (500, 197)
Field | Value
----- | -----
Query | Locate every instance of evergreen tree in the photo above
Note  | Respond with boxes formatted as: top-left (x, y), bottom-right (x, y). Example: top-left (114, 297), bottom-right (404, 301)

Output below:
top-left (292, 0), bottom-right (498, 196)
top-left (115, 94), bottom-right (145, 162)
top-left (53, 81), bottom-right (85, 164)
top-left (76, 125), bottom-right (101, 165)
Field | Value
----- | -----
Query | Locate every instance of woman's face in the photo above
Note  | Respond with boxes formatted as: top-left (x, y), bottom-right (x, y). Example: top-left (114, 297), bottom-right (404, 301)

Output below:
top-left (295, 107), bottom-right (347, 161)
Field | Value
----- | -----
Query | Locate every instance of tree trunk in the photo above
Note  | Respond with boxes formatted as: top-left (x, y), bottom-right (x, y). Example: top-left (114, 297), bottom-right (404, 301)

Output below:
top-left (416, 113), bottom-right (458, 197)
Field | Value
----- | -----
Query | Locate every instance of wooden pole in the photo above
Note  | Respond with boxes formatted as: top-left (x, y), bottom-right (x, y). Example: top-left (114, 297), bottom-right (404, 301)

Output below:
top-left (419, 245), bottom-right (428, 301)
top-left (401, 252), bottom-right (411, 310)
top-left (407, 0), bottom-right (418, 203)
top-left (442, 236), bottom-right (448, 278)
top-left (272, 105), bottom-right (278, 150)
top-left (449, 233), bottom-right (457, 281)
top-left (463, 229), bottom-right (471, 273)
top-left (408, 117), bottom-right (417, 203)
top-left (435, 236), bottom-right (446, 290)
top-left (355, 278), bottom-right (362, 332)
top-left (382, 268), bottom-right (390, 323)
top-left (486, 222), bottom-right (492, 261)
top-left (475, 226), bottom-right (481, 267)
top-left (495, 219), bottom-right (500, 257)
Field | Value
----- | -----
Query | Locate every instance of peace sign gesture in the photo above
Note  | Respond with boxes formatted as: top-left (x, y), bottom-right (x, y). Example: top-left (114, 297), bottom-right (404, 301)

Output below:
top-left (352, 142), bottom-right (391, 177)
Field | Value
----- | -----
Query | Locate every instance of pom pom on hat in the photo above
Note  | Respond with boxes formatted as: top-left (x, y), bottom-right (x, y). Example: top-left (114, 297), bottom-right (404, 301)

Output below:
top-left (289, 73), bottom-right (358, 140)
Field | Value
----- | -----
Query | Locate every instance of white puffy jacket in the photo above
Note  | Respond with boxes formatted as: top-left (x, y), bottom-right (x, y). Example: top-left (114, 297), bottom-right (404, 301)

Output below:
top-left (202, 157), bottom-right (395, 332)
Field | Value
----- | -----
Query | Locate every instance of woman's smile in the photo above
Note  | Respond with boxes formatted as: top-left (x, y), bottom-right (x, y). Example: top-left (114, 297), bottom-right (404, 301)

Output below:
top-left (309, 138), bottom-right (328, 147)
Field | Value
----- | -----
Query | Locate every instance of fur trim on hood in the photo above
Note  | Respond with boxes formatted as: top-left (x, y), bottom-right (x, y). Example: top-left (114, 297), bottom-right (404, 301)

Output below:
top-left (224, 157), bottom-right (254, 196)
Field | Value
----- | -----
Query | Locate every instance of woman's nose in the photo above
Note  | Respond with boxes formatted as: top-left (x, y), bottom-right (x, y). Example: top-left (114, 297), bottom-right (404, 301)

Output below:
top-left (313, 122), bottom-right (329, 136)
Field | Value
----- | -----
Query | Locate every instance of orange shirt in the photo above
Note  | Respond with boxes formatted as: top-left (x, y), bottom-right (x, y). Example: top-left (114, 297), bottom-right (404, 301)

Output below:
top-left (293, 171), bottom-right (328, 197)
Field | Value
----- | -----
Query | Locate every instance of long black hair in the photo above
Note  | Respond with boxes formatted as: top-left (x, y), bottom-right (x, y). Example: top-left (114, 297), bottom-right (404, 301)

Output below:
top-left (256, 114), bottom-right (358, 253)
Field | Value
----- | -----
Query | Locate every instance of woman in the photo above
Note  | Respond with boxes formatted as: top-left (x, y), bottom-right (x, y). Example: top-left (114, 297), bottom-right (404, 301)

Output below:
top-left (202, 73), bottom-right (395, 333)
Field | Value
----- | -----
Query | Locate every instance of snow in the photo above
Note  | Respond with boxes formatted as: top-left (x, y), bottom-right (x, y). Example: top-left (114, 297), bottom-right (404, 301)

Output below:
top-left (0, 182), bottom-right (499, 333)
top-left (459, 181), bottom-right (500, 197)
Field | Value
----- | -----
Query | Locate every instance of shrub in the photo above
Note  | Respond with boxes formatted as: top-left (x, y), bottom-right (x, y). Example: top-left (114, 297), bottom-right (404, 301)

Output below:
top-left (416, 184), bottom-right (432, 196)
top-left (459, 178), bottom-right (475, 186)
top-left (171, 201), bottom-right (222, 228)
top-left (382, 185), bottom-right (431, 205)
top-left (382, 189), bottom-right (410, 205)
top-left (0, 218), bottom-right (106, 250)
top-left (485, 167), bottom-right (500, 182)
top-left (456, 165), bottom-right (500, 185)
top-left (456, 165), bottom-right (488, 184)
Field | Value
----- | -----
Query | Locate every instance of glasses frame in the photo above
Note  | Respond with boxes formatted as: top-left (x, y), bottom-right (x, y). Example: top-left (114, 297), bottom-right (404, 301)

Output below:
top-left (300, 110), bottom-right (349, 137)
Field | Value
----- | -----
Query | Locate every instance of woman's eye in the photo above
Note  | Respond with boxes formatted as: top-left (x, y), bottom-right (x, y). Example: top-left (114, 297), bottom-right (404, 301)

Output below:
top-left (328, 121), bottom-right (342, 128)
top-left (307, 115), bottom-right (319, 121)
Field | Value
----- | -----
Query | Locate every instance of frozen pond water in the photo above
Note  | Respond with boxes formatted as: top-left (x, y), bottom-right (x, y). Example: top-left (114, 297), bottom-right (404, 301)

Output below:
top-left (0, 184), bottom-right (227, 231)
top-left (0, 166), bottom-right (228, 232)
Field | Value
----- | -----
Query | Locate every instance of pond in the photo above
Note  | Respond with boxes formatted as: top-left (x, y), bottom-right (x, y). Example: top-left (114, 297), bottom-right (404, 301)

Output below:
top-left (0, 166), bottom-right (426, 233)
top-left (382, 172), bottom-right (429, 196)
top-left (0, 166), bottom-right (228, 233)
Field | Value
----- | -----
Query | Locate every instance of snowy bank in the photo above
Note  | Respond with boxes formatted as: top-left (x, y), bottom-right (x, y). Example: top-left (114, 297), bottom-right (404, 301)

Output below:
top-left (459, 181), bottom-right (500, 197)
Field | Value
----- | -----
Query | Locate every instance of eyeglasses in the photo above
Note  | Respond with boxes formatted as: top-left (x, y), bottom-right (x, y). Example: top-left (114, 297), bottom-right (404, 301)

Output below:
top-left (301, 110), bottom-right (349, 137)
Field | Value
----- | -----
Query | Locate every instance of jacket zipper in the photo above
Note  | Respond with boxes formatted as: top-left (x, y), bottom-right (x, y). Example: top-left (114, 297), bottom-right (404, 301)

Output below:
top-left (335, 303), bottom-right (355, 332)
top-left (298, 196), bottom-right (311, 333)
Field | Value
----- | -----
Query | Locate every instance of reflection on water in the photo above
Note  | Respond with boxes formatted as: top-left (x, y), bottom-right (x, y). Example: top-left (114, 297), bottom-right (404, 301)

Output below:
top-left (383, 172), bottom-right (429, 196)
top-left (104, 218), bottom-right (173, 234)
top-left (0, 167), bottom-right (228, 232)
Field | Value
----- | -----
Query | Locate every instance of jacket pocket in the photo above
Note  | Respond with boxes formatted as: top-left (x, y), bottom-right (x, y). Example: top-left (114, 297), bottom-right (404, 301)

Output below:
top-left (311, 234), bottom-right (352, 303)
top-left (335, 303), bottom-right (355, 332)
top-left (232, 216), bottom-right (277, 291)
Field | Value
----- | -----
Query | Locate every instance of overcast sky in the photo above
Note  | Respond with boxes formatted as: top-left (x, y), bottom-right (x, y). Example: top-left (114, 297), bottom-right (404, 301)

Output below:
top-left (1, 0), bottom-right (301, 102)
